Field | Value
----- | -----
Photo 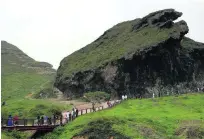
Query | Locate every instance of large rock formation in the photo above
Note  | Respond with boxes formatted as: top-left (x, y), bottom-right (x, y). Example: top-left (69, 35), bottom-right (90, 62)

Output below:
top-left (55, 9), bottom-right (204, 98)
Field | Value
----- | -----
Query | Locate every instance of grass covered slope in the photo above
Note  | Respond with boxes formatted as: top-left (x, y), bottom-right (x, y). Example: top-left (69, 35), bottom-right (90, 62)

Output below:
top-left (45, 93), bottom-right (204, 139)
top-left (1, 72), bottom-right (52, 100)
top-left (58, 26), bottom-right (173, 77)
top-left (1, 41), bottom-right (56, 100)
top-left (1, 99), bottom-right (71, 118)
top-left (56, 9), bottom-right (190, 81)
top-left (1, 41), bottom-right (62, 119)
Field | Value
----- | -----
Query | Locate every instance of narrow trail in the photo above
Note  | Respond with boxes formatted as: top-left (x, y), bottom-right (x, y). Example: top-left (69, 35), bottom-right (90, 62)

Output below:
top-left (61, 100), bottom-right (120, 124)
top-left (1, 100), bottom-right (121, 129)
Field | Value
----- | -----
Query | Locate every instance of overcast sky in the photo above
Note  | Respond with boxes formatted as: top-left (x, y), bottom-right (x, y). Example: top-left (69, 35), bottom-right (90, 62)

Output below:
top-left (0, 0), bottom-right (204, 69)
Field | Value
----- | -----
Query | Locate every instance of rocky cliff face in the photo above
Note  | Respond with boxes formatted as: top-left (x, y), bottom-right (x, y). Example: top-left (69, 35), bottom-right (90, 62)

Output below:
top-left (55, 9), bottom-right (204, 98)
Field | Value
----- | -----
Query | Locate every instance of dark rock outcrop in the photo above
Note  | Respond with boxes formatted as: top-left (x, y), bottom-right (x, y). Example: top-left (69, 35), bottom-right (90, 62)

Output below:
top-left (133, 9), bottom-right (182, 30)
top-left (55, 9), bottom-right (204, 98)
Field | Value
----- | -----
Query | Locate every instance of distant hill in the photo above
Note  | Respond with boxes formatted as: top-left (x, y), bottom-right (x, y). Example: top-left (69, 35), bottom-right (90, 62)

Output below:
top-left (55, 9), bottom-right (204, 98)
top-left (1, 41), bottom-right (56, 100)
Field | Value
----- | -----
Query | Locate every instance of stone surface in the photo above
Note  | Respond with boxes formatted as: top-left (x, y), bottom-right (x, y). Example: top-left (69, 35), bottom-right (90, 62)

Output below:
top-left (55, 9), bottom-right (204, 98)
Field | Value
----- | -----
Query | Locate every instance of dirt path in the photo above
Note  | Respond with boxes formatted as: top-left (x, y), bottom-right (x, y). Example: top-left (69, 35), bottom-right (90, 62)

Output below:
top-left (61, 100), bottom-right (119, 124)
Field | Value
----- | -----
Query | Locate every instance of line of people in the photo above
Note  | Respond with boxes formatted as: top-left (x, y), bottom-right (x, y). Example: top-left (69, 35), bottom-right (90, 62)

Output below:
top-left (63, 108), bottom-right (79, 124)
top-left (36, 115), bottom-right (52, 126)
top-left (3, 101), bottom-right (122, 127)
top-left (5, 115), bottom-right (19, 126)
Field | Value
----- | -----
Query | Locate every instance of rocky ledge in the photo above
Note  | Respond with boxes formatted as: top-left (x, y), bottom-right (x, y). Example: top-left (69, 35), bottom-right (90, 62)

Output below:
top-left (55, 9), bottom-right (204, 98)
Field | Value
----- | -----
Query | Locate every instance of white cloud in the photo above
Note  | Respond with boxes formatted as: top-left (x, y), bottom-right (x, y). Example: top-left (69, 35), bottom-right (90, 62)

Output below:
top-left (0, 0), bottom-right (203, 69)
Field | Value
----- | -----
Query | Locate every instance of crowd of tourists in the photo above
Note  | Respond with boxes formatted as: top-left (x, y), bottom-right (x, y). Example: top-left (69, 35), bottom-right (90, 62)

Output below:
top-left (36, 108), bottom-right (80, 126)
top-left (63, 108), bottom-right (79, 124)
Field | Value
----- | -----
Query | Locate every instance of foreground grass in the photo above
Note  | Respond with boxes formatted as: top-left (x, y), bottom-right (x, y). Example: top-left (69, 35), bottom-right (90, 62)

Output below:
top-left (44, 93), bottom-right (204, 139)
top-left (1, 133), bottom-right (11, 139)
top-left (1, 131), bottom-right (32, 139)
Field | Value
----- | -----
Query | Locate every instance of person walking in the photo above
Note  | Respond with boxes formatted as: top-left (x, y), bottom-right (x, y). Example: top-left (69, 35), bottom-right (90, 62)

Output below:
top-left (37, 115), bottom-right (40, 126)
top-left (76, 109), bottom-right (79, 117)
top-left (60, 114), bottom-right (63, 125)
top-left (44, 115), bottom-right (48, 125)
top-left (125, 95), bottom-right (127, 100)
top-left (51, 114), bottom-right (54, 125)
top-left (13, 115), bottom-right (19, 126)
top-left (69, 112), bottom-right (72, 121)
top-left (47, 117), bottom-right (51, 125)
top-left (107, 101), bottom-right (111, 108)
top-left (7, 115), bottom-right (13, 126)
top-left (122, 95), bottom-right (124, 100)
top-left (72, 108), bottom-right (76, 120)
top-left (66, 111), bottom-right (70, 123)
top-left (41, 116), bottom-right (44, 126)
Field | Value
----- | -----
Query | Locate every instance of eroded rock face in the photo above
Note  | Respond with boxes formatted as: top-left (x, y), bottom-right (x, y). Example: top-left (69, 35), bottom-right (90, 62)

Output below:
top-left (55, 9), bottom-right (204, 98)
top-left (133, 9), bottom-right (182, 30)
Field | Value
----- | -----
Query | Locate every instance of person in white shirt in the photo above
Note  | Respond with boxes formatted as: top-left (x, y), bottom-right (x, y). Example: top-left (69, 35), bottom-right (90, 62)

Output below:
top-left (123, 95), bottom-right (126, 100)
top-left (125, 95), bottom-right (128, 100)
top-left (71, 110), bottom-right (74, 120)
top-left (122, 95), bottom-right (124, 100)
top-left (153, 93), bottom-right (155, 99)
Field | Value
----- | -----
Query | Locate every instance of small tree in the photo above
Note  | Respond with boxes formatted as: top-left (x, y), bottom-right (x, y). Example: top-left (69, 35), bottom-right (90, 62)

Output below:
top-left (83, 91), bottom-right (110, 112)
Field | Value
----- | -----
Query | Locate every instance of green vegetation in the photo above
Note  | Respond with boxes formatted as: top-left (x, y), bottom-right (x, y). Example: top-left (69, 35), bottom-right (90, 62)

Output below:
top-left (1, 41), bottom-right (63, 119)
top-left (83, 91), bottom-right (110, 103)
top-left (1, 131), bottom-right (31, 139)
top-left (1, 40), bottom-right (72, 139)
top-left (1, 133), bottom-right (12, 139)
top-left (1, 41), bottom-right (56, 101)
top-left (58, 21), bottom-right (179, 79)
top-left (1, 99), bottom-right (71, 118)
top-left (33, 81), bottom-right (57, 99)
top-left (1, 72), bottom-right (52, 100)
top-left (44, 93), bottom-right (204, 139)
top-left (84, 91), bottom-right (110, 111)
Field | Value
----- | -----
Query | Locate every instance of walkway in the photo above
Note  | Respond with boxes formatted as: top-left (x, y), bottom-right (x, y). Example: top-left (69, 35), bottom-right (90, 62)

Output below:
top-left (1, 100), bottom-right (121, 131)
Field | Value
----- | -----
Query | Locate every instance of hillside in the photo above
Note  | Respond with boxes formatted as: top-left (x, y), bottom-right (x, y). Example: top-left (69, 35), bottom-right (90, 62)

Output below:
top-left (44, 93), bottom-right (204, 139)
top-left (55, 9), bottom-right (204, 98)
top-left (1, 41), bottom-right (72, 121)
top-left (1, 41), bottom-right (56, 100)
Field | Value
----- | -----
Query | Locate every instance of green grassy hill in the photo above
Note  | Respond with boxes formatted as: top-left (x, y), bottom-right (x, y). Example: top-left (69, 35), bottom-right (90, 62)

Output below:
top-left (44, 93), bottom-right (204, 139)
top-left (1, 41), bottom-right (56, 100)
top-left (1, 41), bottom-right (71, 120)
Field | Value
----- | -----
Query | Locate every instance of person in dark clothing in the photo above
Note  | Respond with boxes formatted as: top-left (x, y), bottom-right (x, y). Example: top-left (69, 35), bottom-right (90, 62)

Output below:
top-left (47, 117), bottom-right (50, 125)
top-left (69, 113), bottom-right (71, 121)
top-left (60, 115), bottom-right (63, 125)
top-left (13, 115), bottom-right (19, 125)
top-left (7, 115), bottom-right (13, 126)
top-left (37, 116), bottom-right (40, 125)
top-left (41, 116), bottom-right (44, 125)
top-left (76, 109), bottom-right (79, 117)
top-left (49, 117), bottom-right (52, 125)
